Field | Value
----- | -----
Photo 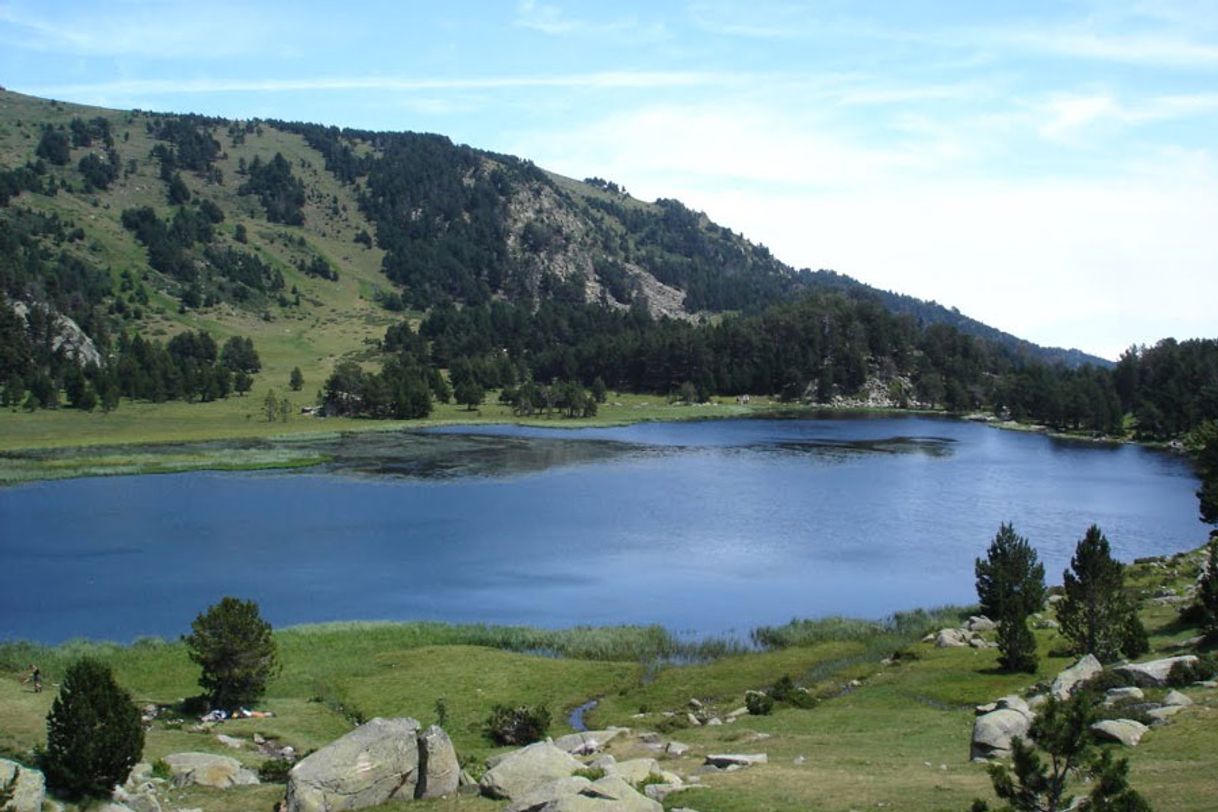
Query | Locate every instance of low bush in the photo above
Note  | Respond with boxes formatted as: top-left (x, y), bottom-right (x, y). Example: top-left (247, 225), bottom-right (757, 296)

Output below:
top-left (484, 703), bottom-right (550, 746)
top-left (1167, 654), bottom-right (1218, 687)
top-left (745, 690), bottom-right (773, 716)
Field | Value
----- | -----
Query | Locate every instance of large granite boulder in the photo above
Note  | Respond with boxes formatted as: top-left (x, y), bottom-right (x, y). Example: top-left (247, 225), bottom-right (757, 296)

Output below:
top-left (479, 741), bottom-right (583, 800)
top-left (286, 717), bottom-right (421, 812)
top-left (418, 724), bottom-right (460, 799)
top-left (543, 775), bottom-right (661, 812)
top-left (1091, 719), bottom-right (1149, 747)
top-left (163, 753), bottom-right (258, 789)
top-left (1051, 655), bottom-right (1102, 700)
top-left (605, 758), bottom-right (661, 784)
top-left (971, 708), bottom-right (1033, 760)
top-left (504, 776), bottom-right (593, 812)
top-left (1114, 656), bottom-right (1197, 688)
top-left (0, 759), bottom-right (45, 812)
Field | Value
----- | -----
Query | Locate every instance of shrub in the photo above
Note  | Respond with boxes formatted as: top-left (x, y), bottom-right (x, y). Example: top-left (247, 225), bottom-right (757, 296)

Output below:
top-left (745, 690), bottom-right (774, 716)
top-left (43, 658), bottom-right (144, 800)
top-left (258, 759), bottom-right (292, 783)
top-left (1166, 654), bottom-right (1218, 687)
top-left (484, 704), bottom-right (550, 746)
top-left (573, 767), bottom-right (606, 781)
top-left (185, 596), bottom-right (281, 711)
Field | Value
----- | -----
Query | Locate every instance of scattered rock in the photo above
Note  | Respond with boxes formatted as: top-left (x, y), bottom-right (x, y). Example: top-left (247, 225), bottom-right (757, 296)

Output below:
top-left (215, 734), bottom-right (244, 750)
top-left (704, 753), bottom-right (767, 769)
top-left (687, 698), bottom-right (703, 710)
top-left (665, 741), bottom-right (690, 757)
top-left (503, 776), bottom-right (592, 812)
top-left (1146, 706), bottom-right (1184, 724)
top-left (163, 753), bottom-right (258, 789)
top-left (644, 782), bottom-right (688, 803)
top-left (1163, 690), bottom-right (1193, 707)
top-left (1051, 655), bottom-right (1103, 700)
top-left (1091, 719), bottom-right (1149, 747)
top-left (706, 717), bottom-right (723, 726)
top-left (934, 628), bottom-right (975, 648)
top-left (1115, 656), bottom-right (1198, 688)
top-left (285, 717), bottom-right (420, 812)
top-left (0, 758), bottom-right (46, 812)
top-left (588, 755), bottom-right (617, 771)
top-left (480, 741), bottom-right (583, 800)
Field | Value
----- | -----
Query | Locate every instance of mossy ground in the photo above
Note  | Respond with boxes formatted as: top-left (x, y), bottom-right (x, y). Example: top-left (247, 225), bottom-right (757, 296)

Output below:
top-left (3, 551), bottom-right (1216, 812)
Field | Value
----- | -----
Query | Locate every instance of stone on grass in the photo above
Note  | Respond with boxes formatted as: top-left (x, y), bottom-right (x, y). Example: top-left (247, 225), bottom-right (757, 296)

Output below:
top-left (0, 758), bottom-right (46, 812)
top-left (665, 741), bottom-right (690, 757)
top-left (1146, 706), bottom-right (1183, 724)
top-left (285, 717), bottom-right (420, 812)
top-left (1051, 655), bottom-right (1103, 700)
top-left (967, 616), bottom-right (997, 632)
top-left (704, 753), bottom-right (767, 769)
top-left (935, 628), bottom-right (974, 648)
top-left (1114, 656), bottom-right (1197, 688)
top-left (1163, 690), bottom-right (1193, 707)
top-left (479, 741), bottom-right (583, 800)
top-left (503, 776), bottom-right (592, 812)
top-left (1091, 719), bottom-right (1149, 747)
top-left (163, 753), bottom-right (259, 789)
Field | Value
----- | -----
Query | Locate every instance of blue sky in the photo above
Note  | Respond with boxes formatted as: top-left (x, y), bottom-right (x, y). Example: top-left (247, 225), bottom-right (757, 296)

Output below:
top-left (3, 1), bottom-right (1216, 359)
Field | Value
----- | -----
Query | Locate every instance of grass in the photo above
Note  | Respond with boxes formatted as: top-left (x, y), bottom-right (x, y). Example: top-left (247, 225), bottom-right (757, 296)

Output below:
top-left (2, 558), bottom-right (1217, 812)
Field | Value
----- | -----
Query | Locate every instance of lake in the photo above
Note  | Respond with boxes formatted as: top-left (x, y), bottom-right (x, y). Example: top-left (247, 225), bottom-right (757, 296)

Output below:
top-left (0, 415), bottom-right (1204, 644)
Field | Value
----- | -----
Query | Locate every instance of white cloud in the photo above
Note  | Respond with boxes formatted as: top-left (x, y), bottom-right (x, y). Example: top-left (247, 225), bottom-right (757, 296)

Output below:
top-left (514, 0), bottom-right (668, 42)
top-left (510, 104), bottom-right (1218, 360)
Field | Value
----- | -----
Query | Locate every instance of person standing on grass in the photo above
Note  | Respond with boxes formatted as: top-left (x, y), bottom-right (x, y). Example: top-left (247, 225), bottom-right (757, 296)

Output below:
top-left (23, 663), bottom-right (42, 692)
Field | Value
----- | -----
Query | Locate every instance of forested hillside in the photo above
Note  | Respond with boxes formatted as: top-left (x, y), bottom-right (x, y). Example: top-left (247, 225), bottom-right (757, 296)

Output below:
top-left (2, 88), bottom-right (1214, 444)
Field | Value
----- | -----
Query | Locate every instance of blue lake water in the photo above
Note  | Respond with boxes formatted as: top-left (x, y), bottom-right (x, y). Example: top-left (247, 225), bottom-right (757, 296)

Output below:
top-left (0, 416), bottom-right (1204, 644)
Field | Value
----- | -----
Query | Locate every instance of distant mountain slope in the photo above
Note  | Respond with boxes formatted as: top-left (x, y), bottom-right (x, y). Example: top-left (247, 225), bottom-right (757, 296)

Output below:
top-left (0, 87), bottom-right (1105, 383)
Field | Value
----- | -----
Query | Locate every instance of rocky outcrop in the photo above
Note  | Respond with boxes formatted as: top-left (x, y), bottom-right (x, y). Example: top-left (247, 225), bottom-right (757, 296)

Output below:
top-left (605, 758), bottom-right (661, 785)
top-left (1114, 656), bottom-right (1197, 688)
top-left (163, 753), bottom-right (258, 789)
top-left (8, 301), bottom-right (102, 367)
top-left (0, 759), bottom-right (45, 812)
top-left (286, 717), bottom-right (421, 812)
top-left (479, 741), bottom-right (583, 800)
top-left (704, 753), bottom-right (767, 770)
top-left (1051, 655), bottom-right (1102, 700)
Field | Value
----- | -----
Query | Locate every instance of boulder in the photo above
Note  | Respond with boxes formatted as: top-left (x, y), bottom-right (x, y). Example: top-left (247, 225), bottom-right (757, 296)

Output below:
top-left (1115, 656), bottom-right (1197, 688)
top-left (1163, 690), bottom-right (1193, 707)
top-left (1146, 706), bottom-right (1183, 724)
top-left (418, 724), bottom-right (460, 799)
top-left (286, 717), bottom-right (420, 812)
top-left (552, 729), bottom-right (625, 755)
top-left (216, 734), bottom-right (244, 750)
top-left (1051, 655), bottom-right (1103, 700)
top-left (479, 741), bottom-right (583, 800)
top-left (0, 759), bottom-right (45, 812)
top-left (163, 753), bottom-right (259, 789)
top-left (971, 709), bottom-right (1032, 760)
top-left (934, 628), bottom-right (974, 648)
top-left (503, 776), bottom-right (592, 812)
top-left (967, 615), bottom-right (997, 632)
top-left (606, 758), bottom-right (661, 785)
top-left (1091, 719), bottom-right (1149, 747)
top-left (1104, 687), bottom-right (1144, 706)
top-left (704, 753), bottom-right (767, 769)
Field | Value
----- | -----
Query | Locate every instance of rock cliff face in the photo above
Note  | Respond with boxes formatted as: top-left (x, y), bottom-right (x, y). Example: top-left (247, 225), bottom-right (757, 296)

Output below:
top-left (9, 300), bottom-right (102, 367)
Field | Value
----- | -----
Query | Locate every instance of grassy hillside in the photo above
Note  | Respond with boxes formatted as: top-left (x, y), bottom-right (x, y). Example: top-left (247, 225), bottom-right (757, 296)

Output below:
top-left (1, 549), bottom-right (1215, 811)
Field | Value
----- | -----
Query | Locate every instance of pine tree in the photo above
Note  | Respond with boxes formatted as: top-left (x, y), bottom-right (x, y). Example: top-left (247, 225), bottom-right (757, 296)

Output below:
top-left (973, 692), bottom-right (1151, 812)
top-left (976, 523), bottom-right (1047, 621)
top-left (996, 610), bottom-right (1039, 673)
top-left (185, 596), bottom-right (281, 710)
top-left (43, 658), bottom-right (144, 800)
top-left (1192, 538), bottom-right (1218, 638)
top-left (1057, 525), bottom-right (1146, 662)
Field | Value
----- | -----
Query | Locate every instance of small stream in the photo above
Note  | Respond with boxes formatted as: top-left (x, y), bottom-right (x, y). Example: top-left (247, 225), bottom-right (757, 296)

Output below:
top-left (568, 699), bottom-right (598, 732)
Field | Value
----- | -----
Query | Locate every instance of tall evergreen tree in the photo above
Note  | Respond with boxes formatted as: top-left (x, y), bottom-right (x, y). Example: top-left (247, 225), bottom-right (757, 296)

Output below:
top-left (1057, 526), bottom-right (1146, 662)
top-left (185, 596), bottom-right (281, 711)
top-left (43, 658), bottom-right (144, 800)
top-left (976, 523), bottom-right (1047, 620)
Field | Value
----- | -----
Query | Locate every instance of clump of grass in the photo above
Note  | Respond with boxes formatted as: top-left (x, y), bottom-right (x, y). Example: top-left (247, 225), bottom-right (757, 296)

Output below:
top-left (573, 767), bottom-right (606, 781)
top-left (751, 606), bottom-right (970, 649)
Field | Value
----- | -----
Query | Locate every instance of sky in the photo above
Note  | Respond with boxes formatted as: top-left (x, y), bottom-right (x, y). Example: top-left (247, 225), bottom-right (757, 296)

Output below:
top-left (2, 1), bottom-right (1216, 360)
